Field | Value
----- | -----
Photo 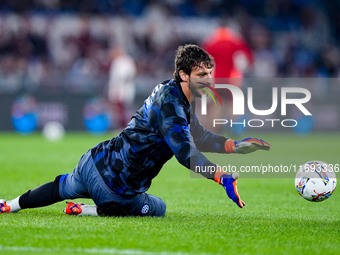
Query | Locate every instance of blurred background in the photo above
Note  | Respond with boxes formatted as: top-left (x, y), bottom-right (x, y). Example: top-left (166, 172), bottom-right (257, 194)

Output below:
top-left (0, 0), bottom-right (339, 135)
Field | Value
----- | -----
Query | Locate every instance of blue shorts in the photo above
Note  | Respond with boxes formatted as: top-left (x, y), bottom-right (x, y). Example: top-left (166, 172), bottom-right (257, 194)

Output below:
top-left (59, 150), bottom-right (166, 217)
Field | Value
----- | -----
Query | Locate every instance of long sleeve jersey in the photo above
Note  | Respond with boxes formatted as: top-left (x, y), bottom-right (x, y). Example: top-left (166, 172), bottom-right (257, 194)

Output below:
top-left (91, 79), bottom-right (228, 195)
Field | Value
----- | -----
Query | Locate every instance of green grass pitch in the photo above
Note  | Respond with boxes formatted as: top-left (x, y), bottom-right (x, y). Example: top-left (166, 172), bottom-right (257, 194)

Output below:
top-left (0, 132), bottom-right (339, 255)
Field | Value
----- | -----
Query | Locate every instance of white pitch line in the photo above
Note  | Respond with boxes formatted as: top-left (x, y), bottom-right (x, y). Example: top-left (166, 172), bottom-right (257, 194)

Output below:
top-left (0, 245), bottom-right (221, 255)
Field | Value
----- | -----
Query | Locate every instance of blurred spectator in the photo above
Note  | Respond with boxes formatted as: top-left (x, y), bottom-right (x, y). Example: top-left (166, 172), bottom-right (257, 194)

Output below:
top-left (0, 1), bottom-right (340, 97)
top-left (107, 45), bottom-right (137, 129)
top-left (0, 54), bottom-right (25, 92)
top-left (320, 44), bottom-right (340, 77)
top-left (202, 20), bottom-right (254, 81)
top-left (202, 20), bottom-right (254, 132)
top-left (249, 24), bottom-right (278, 78)
top-left (297, 6), bottom-right (329, 54)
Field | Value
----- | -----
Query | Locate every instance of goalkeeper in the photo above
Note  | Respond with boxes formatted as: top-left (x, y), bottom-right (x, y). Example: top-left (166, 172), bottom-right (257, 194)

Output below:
top-left (0, 44), bottom-right (270, 217)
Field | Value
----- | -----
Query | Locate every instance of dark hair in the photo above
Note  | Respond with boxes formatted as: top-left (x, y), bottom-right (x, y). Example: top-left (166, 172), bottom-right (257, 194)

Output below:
top-left (173, 44), bottom-right (214, 82)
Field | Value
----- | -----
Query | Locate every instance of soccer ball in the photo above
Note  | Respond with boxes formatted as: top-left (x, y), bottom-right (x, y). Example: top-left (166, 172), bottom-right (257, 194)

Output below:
top-left (42, 121), bottom-right (65, 142)
top-left (295, 161), bottom-right (337, 202)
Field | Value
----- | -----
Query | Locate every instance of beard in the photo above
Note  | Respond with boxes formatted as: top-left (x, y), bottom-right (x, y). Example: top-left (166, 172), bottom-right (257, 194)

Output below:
top-left (189, 85), bottom-right (202, 98)
top-left (189, 79), bottom-right (211, 99)
top-left (189, 79), bottom-right (204, 99)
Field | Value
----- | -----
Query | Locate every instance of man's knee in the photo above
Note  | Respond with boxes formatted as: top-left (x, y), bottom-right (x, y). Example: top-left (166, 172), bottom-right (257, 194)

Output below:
top-left (137, 193), bottom-right (166, 217)
top-left (97, 194), bottom-right (166, 217)
top-left (148, 194), bottom-right (166, 217)
top-left (97, 201), bottom-right (130, 217)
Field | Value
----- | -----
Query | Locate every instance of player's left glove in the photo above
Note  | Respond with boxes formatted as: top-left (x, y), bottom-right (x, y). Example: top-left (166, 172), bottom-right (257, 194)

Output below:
top-left (224, 137), bottom-right (271, 154)
top-left (215, 171), bottom-right (245, 208)
top-left (64, 201), bottom-right (85, 215)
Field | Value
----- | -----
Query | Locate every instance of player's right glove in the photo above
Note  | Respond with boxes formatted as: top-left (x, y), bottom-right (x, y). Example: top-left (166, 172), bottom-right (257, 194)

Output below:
top-left (225, 137), bottom-right (271, 154)
top-left (215, 171), bottom-right (245, 208)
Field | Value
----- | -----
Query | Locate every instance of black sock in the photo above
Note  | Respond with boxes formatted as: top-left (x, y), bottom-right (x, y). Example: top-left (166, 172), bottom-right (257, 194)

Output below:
top-left (19, 175), bottom-right (64, 209)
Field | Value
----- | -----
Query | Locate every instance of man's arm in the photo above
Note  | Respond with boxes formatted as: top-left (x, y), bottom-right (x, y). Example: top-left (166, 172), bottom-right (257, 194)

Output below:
top-left (157, 100), bottom-right (270, 208)
top-left (158, 104), bottom-right (246, 208)
top-left (190, 112), bottom-right (228, 153)
top-left (190, 111), bottom-right (271, 154)
top-left (156, 101), bottom-right (217, 178)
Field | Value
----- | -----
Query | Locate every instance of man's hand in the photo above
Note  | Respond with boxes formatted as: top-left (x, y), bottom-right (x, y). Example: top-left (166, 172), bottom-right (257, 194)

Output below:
top-left (215, 171), bottom-right (245, 208)
top-left (225, 137), bottom-right (271, 154)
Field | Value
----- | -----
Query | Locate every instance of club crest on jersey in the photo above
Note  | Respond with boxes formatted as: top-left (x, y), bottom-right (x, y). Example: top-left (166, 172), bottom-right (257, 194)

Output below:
top-left (141, 204), bottom-right (150, 215)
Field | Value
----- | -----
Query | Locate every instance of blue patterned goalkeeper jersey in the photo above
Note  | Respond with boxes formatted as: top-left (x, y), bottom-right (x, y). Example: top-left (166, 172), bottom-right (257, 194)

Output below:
top-left (91, 79), bottom-right (228, 195)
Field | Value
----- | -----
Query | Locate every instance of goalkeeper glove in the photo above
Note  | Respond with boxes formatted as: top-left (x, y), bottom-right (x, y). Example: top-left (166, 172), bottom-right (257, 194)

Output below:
top-left (225, 137), bottom-right (271, 154)
top-left (215, 171), bottom-right (245, 208)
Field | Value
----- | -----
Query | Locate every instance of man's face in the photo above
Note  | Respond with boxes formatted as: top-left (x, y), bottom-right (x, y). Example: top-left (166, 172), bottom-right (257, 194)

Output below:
top-left (189, 65), bottom-right (214, 98)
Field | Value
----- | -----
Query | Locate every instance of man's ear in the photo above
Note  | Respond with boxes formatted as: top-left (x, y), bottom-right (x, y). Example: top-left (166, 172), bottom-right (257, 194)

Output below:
top-left (179, 70), bottom-right (189, 82)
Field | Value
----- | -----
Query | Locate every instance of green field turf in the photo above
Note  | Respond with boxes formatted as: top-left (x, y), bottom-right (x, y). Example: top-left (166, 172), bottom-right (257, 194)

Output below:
top-left (0, 132), bottom-right (339, 255)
